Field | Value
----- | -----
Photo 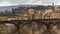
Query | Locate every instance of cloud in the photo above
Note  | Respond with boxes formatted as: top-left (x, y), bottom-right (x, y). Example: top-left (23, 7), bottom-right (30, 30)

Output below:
top-left (20, 0), bottom-right (43, 5)
top-left (21, 0), bottom-right (49, 5)
top-left (0, 0), bottom-right (18, 6)
top-left (0, 0), bottom-right (44, 6)
top-left (0, 0), bottom-right (60, 6)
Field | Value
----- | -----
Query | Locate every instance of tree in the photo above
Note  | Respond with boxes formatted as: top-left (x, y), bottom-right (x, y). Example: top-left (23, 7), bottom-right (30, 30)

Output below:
top-left (3, 9), bottom-right (9, 16)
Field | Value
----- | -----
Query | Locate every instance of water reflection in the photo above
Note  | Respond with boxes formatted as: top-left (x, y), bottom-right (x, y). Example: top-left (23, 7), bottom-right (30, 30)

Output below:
top-left (0, 23), bottom-right (17, 34)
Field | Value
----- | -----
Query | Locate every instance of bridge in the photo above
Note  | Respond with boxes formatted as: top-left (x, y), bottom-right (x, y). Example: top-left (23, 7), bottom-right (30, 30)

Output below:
top-left (0, 19), bottom-right (60, 34)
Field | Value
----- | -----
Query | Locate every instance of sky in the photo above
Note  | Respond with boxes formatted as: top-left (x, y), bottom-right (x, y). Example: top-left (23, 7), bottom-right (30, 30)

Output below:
top-left (0, 0), bottom-right (60, 6)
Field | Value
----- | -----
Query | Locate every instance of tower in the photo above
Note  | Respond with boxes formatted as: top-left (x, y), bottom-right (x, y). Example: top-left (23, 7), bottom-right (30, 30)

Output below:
top-left (52, 3), bottom-right (55, 11)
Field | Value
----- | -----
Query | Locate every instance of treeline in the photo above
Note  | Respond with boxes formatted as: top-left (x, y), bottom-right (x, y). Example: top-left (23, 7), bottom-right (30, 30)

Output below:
top-left (0, 7), bottom-right (28, 16)
top-left (0, 5), bottom-right (52, 16)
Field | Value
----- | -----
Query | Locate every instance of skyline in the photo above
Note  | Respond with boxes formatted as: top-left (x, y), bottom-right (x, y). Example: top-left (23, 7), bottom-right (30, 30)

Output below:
top-left (0, 0), bottom-right (60, 6)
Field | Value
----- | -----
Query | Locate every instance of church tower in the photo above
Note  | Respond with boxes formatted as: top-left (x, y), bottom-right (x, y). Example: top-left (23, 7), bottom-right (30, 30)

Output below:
top-left (52, 3), bottom-right (55, 11)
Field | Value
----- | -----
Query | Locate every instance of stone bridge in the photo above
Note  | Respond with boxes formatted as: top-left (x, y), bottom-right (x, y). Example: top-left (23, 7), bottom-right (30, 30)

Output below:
top-left (0, 19), bottom-right (60, 34)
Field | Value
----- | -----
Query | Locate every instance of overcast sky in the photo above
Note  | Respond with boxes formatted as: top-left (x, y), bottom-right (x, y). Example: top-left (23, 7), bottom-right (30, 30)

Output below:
top-left (0, 0), bottom-right (60, 6)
